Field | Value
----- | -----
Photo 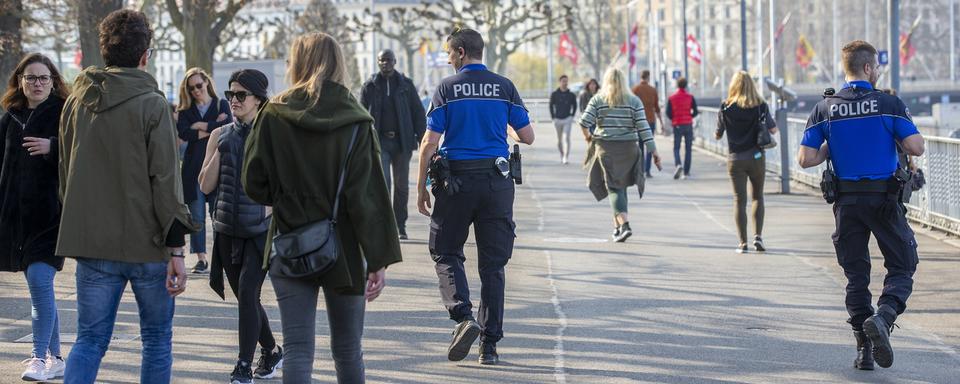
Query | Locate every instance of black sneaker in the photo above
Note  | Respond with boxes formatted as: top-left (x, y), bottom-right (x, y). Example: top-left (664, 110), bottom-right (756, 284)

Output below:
top-left (254, 345), bottom-right (283, 379)
top-left (611, 227), bottom-right (621, 241)
top-left (673, 166), bottom-right (683, 179)
top-left (614, 223), bottom-right (632, 243)
top-left (735, 243), bottom-right (748, 253)
top-left (230, 360), bottom-right (254, 384)
top-left (447, 318), bottom-right (481, 361)
top-left (478, 342), bottom-right (499, 365)
top-left (753, 236), bottom-right (766, 252)
top-left (863, 307), bottom-right (897, 368)
top-left (398, 227), bottom-right (408, 240)
top-left (191, 260), bottom-right (209, 274)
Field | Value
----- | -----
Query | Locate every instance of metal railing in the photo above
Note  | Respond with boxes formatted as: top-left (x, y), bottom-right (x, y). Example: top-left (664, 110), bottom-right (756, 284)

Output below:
top-left (696, 107), bottom-right (960, 236)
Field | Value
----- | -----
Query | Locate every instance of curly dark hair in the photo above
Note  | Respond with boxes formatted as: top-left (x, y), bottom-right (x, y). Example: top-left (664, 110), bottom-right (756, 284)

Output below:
top-left (99, 9), bottom-right (153, 68)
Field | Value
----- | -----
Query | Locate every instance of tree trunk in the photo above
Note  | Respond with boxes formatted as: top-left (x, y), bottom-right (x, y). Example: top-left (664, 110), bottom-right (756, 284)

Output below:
top-left (77, 0), bottom-right (123, 68)
top-left (182, 6), bottom-right (217, 73)
top-left (0, 0), bottom-right (23, 103)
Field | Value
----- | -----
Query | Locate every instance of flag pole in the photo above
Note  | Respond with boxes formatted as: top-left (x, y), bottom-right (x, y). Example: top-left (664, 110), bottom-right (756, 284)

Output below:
top-left (682, 0), bottom-right (689, 79)
top-left (890, 0), bottom-right (900, 93)
top-left (700, 0), bottom-right (706, 96)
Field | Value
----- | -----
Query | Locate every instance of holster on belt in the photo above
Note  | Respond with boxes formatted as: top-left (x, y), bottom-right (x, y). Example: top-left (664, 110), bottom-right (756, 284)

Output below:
top-left (427, 153), bottom-right (458, 195)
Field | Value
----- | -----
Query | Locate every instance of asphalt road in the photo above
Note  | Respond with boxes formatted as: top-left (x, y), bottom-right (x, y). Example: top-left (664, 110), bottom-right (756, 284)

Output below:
top-left (0, 125), bottom-right (958, 383)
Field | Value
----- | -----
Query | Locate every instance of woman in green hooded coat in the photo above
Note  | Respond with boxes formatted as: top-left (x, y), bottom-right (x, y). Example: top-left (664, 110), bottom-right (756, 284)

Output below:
top-left (242, 32), bottom-right (402, 384)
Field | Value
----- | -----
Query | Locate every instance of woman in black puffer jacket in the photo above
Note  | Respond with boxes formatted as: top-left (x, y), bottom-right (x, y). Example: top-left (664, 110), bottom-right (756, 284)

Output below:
top-left (716, 71), bottom-right (778, 254)
top-left (0, 53), bottom-right (70, 381)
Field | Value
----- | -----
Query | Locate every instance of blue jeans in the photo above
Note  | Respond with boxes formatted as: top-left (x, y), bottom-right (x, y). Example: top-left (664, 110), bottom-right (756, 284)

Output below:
top-left (25, 262), bottom-right (61, 358)
top-left (673, 124), bottom-right (694, 175)
top-left (188, 184), bottom-right (214, 254)
top-left (64, 258), bottom-right (174, 384)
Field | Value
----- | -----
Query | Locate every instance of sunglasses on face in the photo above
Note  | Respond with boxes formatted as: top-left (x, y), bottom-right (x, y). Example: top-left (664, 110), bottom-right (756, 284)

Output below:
top-left (22, 75), bottom-right (52, 85)
top-left (224, 91), bottom-right (250, 102)
top-left (189, 82), bottom-right (206, 91)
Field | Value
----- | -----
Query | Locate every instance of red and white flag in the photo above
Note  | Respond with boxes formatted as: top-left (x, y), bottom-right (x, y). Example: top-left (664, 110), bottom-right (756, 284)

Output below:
top-left (629, 25), bottom-right (639, 67)
top-left (686, 34), bottom-right (702, 64)
top-left (558, 33), bottom-right (579, 66)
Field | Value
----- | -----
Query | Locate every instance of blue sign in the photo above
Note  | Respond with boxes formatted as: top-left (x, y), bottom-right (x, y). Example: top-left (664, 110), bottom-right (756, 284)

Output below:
top-left (672, 70), bottom-right (682, 80)
top-left (878, 50), bottom-right (889, 66)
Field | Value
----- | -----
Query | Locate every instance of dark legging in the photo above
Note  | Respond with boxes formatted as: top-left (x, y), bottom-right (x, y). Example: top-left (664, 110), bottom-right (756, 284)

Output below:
top-left (216, 234), bottom-right (277, 363)
top-left (727, 155), bottom-right (765, 244)
top-left (607, 187), bottom-right (628, 215)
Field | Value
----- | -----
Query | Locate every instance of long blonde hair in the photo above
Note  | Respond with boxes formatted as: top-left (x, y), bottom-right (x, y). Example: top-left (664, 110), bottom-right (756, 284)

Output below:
top-left (724, 71), bottom-right (764, 109)
top-left (177, 67), bottom-right (218, 111)
top-left (598, 67), bottom-right (629, 106)
top-left (273, 32), bottom-right (348, 105)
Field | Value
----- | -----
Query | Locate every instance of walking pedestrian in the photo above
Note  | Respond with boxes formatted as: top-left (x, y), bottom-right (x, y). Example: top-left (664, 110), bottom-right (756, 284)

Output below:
top-left (176, 67), bottom-right (232, 274)
top-left (58, 9), bottom-right (197, 384)
top-left (632, 70), bottom-right (664, 177)
top-left (360, 49), bottom-right (427, 240)
top-left (579, 78), bottom-right (599, 114)
top-left (580, 67), bottom-right (660, 243)
top-left (0, 52), bottom-right (69, 382)
top-left (549, 75), bottom-right (577, 164)
top-left (798, 40), bottom-right (924, 371)
top-left (715, 71), bottom-right (777, 253)
top-left (198, 69), bottom-right (282, 384)
top-left (666, 77), bottom-right (698, 179)
top-left (242, 32), bottom-right (402, 384)
top-left (417, 27), bottom-right (535, 365)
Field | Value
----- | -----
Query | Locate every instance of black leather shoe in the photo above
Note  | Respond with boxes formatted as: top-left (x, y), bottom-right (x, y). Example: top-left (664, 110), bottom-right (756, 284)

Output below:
top-left (853, 331), bottom-right (875, 370)
top-left (478, 342), bottom-right (499, 365)
top-left (863, 306), bottom-right (897, 368)
top-left (447, 319), bottom-right (481, 361)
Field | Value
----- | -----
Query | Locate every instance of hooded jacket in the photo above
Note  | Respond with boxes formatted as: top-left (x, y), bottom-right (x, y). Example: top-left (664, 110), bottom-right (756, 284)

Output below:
top-left (58, 67), bottom-right (198, 262)
top-left (0, 97), bottom-right (65, 272)
top-left (243, 81), bottom-right (403, 295)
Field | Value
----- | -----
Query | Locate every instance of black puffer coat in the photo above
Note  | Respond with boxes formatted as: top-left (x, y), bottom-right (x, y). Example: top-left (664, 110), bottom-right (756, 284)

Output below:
top-left (0, 97), bottom-right (65, 272)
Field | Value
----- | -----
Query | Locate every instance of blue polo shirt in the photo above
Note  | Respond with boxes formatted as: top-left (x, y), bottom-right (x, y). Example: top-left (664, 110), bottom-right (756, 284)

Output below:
top-left (801, 81), bottom-right (919, 181)
top-left (426, 64), bottom-right (530, 160)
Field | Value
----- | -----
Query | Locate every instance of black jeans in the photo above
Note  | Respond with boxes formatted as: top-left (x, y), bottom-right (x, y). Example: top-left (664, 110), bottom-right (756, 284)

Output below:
top-left (215, 233), bottom-right (276, 363)
top-left (673, 124), bottom-right (694, 174)
top-left (271, 275), bottom-right (366, 383)
top-left (832, 193), bottom-right (919, 330)
top-left (379, 137), bottom-right (412, 232)
top-left (429, 172), bottom-right (516, 343)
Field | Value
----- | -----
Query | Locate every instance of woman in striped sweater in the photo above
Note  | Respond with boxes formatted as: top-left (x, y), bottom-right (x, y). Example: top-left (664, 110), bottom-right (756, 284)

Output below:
top-left (580, 67), bottom-right (662, 242)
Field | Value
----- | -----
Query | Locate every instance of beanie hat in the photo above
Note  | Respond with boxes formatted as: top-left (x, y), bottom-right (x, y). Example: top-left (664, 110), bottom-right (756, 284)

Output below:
top-left (228, 69), bottom-right (269, 101)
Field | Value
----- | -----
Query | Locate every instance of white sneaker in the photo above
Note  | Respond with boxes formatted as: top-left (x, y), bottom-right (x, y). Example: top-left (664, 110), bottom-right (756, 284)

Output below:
top-left (20, 357), bottom-right (51, 382)
top-left (45, 354), bottom-right (65, 378)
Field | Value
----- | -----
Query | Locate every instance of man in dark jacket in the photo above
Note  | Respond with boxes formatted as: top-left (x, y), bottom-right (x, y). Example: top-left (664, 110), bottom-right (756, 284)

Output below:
top-left (549, 75), bottom-right (577, 164)
top-left (360, 49), bottom-right (426, 240)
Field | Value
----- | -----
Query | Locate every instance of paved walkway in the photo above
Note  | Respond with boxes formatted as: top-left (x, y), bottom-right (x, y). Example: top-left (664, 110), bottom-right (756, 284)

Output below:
top-left (0, 126), bottom-right (958, 383)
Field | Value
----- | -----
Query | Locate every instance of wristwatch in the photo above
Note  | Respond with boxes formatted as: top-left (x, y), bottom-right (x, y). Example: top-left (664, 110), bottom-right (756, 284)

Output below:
top-left (170, 250), bottom-right (185, 258)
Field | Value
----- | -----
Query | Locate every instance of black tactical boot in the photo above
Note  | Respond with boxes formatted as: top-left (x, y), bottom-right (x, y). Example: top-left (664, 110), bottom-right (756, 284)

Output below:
top-left (478, 342), bottom-right (499, 365)
top-left (863, 305), bottom-right (897, 368)
top-left (853, 331), bottom-right (875, 370)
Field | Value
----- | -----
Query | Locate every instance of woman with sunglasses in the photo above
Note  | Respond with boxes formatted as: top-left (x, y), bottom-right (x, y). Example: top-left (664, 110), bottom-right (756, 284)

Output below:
top-left (176, 67), bottom-right (232, 275)
top-left (199, 69), bottom-right (281, 384)
top-left (0, 53), bottom-right (70, 381)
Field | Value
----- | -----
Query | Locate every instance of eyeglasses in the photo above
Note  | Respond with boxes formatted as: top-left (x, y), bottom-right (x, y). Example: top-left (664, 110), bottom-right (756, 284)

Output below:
top-left (189, 83), bottom-right (205, 91)
top-left (224, 91), bottom-right (250, 102)
top-left (22, 75), bottom-right (52, 85)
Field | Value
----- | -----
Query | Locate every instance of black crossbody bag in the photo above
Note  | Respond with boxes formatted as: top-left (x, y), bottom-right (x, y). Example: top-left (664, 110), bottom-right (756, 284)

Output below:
top-left (269, 124), bottom-right (360, 279)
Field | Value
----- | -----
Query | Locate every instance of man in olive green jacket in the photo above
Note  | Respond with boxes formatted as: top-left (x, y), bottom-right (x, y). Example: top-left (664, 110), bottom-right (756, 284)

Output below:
top-left (57, 10), bottom-right (197, 384)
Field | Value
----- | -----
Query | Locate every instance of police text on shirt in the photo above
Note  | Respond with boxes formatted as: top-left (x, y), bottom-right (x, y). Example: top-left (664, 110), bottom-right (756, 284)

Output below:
top-left (452, 83), bottom-right (501, 98)
top-left (829, 100), bottom-right (879, 118)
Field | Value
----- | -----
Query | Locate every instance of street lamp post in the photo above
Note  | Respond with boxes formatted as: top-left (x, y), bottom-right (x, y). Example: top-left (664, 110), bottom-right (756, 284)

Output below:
top-left (890, 0), bottom-right (900, 93)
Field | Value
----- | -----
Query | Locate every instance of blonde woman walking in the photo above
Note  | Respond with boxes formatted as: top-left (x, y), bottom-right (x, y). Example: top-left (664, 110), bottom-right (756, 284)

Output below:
top-left (580, 67), bottom-right (661, 242)
top-left (715, 71), bottom-right (778, 253)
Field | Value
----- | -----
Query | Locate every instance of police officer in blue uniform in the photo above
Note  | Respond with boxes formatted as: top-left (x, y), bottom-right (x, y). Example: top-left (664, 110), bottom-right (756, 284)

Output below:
top-left (416, 28), bottom-right (535, 366)
top-left (798, 40), bottom-right (925, 371)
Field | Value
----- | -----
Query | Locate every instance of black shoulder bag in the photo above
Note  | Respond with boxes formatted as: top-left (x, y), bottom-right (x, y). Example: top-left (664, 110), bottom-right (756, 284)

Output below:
top-left (756, 104), bottom-right (777, 149)
top-left (269, 124), bottom-right (360, 279)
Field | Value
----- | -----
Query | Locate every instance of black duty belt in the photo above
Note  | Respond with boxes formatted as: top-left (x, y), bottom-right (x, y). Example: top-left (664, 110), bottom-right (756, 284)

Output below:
top-left (838, 179), bottom-right (890, 193)
top-left (448, 158), bottom-right (498, 174)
